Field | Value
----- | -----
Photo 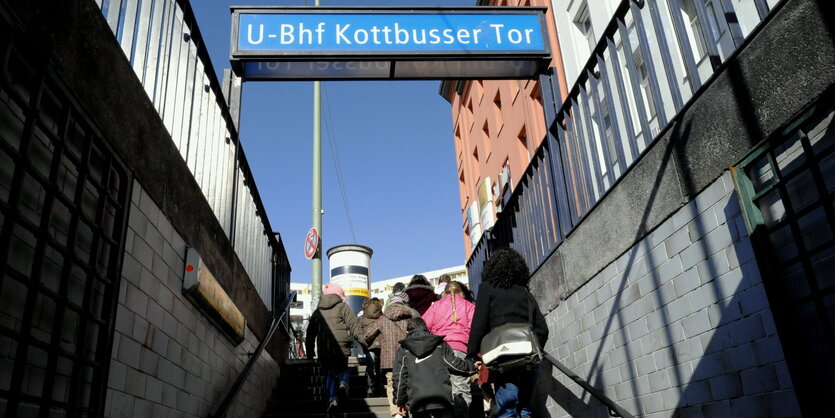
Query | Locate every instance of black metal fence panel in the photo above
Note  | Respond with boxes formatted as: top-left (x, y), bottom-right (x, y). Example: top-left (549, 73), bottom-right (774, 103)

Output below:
top-left (467, 0), bottom-right (775, 291)
top-left (0, 22), bottom-right (133, 415)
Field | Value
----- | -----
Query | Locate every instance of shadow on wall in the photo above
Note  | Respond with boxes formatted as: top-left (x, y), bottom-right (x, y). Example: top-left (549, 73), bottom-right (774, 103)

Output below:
top-left (533, 113), bottom-right (801, 416)
top-left (532, 134), bottom-right (794, 416)
top-left (530, 0), bottom-right (825, 411)
top-left (668, 54), bottom-right (799, 416)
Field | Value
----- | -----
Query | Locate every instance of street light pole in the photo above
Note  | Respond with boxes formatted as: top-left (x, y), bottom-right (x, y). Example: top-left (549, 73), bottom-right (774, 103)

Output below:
top-left (310, 0), bottom-right (323, 311)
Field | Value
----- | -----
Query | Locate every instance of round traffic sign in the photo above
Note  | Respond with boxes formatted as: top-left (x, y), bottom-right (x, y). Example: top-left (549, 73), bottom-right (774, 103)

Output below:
top-left (304, 227), bottom-right (319, 259)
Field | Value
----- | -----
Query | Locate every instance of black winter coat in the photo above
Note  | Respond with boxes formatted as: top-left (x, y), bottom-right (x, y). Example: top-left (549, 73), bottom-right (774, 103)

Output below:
top-left (392, 329), bottom-right (474, 413)
top-left (466, 282), bottom-right (549, 359)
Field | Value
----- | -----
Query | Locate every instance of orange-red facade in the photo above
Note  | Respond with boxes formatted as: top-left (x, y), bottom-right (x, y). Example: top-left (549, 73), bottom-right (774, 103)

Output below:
top-left (443, 0), bottom-right (567, 259)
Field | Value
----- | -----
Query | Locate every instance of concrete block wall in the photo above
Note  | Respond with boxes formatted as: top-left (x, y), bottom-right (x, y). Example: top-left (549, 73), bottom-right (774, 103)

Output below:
top-left (105, 180), bottom-right (279, 418)
top-left (535, 173), bottom-right (801, 417)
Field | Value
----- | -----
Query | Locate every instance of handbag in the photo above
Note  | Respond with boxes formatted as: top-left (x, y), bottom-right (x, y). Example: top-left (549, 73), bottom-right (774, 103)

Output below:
top-left (479, 290), bottom-right (542, 372)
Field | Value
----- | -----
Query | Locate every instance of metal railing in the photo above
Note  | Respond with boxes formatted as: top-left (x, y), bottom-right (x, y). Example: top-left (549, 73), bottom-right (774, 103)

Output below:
top-left (543, 353), bottom-right (635, 417)
top-left (283, 316), bottom-right (306, 360)
top-left (92, 0), bottom-right (279, 308)
top-left (209, 290), bottom-right (297, 418)
top-left (467, 0), bottom-right (778, 288)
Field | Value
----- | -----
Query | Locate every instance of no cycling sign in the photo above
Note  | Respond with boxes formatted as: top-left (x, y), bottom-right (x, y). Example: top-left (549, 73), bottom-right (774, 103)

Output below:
top-left (304, 227), bottom-right (319, 259)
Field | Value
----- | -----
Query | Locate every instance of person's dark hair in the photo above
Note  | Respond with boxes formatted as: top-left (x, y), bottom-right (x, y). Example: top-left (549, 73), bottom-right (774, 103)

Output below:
top-left (482, 247), bottom-right (530, 289)
top-left (407, 317), bottom-right (427, 332)
top-left (454, 281), bottom-right (475, 302)
top-left (392, 282), bottom-right (406, 295)
top-left (408, 274), bottom-right (430, 287)
top-left (438, 274), bottom-right (452, 284)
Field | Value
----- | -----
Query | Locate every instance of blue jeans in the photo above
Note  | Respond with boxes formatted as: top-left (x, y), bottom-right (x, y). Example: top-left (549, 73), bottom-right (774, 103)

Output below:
top-left (493, 365), bottom-right (540, 418)
top-left (323, 364), bottom-right (350, 402)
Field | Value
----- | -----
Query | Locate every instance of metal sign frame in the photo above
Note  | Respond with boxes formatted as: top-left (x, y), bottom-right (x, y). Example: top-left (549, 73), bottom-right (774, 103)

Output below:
top-left (230, 6), bottom-right (552, 81)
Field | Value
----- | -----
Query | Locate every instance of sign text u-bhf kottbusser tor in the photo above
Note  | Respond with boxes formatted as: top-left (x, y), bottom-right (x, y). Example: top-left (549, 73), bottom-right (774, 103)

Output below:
top-left (237, 13), bottom-right (545, 52)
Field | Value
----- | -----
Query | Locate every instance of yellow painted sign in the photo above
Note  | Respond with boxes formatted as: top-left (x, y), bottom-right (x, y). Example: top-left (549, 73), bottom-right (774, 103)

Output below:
top-left (344, 287), bottom-right (370, 298)
top-left (183, 247), bottom-right (246, 344)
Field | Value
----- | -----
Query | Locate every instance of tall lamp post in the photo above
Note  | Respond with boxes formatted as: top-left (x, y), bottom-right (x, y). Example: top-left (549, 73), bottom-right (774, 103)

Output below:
top-left (310, 0), bottom-right (323, 311)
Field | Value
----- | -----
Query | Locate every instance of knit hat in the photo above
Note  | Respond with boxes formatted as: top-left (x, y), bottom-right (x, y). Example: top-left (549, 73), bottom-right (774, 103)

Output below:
top-left (323, 283), bottom-right (345, 301)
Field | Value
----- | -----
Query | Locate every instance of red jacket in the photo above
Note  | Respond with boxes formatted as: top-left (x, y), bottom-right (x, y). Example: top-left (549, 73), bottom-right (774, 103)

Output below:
top-left (405, 284), bottom-right (436, 316)
top-left (421, 294), bottom-right (475, 353)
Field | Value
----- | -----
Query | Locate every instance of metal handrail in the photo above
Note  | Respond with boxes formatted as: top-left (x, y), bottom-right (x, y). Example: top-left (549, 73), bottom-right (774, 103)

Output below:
top-left (543, 353), bottom-right (634, 418)
top-left (279, 312), bottom-right (306, 359)
top-left (209, 290), bottom-right (297, 418)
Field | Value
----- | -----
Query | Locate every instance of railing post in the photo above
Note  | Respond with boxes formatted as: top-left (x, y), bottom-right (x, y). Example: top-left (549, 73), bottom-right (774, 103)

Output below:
top-left (644, 0), bottom-right (685, 110)
top-left (539, 69), bottom-right (573, 242)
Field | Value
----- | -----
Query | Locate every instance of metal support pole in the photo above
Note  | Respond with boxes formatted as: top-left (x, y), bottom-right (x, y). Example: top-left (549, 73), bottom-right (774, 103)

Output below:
top-left (311, 0), bottom-right (323, 311)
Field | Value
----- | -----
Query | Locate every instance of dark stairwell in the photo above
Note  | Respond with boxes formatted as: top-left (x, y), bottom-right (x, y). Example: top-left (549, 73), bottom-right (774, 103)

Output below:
top-left (262, 358), bottom-right (390, 418)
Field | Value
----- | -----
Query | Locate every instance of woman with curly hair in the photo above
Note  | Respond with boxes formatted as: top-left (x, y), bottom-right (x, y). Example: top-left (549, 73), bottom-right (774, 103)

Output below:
top-left (467, 247), bottom-right (548, 418)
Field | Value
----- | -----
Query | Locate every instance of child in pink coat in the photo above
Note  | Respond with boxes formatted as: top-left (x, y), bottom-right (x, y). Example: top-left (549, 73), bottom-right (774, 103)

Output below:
top-left (421, 281), bottom-right (476, 417)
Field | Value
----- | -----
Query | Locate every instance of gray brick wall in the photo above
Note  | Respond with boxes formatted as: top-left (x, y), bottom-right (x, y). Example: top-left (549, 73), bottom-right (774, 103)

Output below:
top-left (105, 181), bottom-right (280, 418)
top-left (535, 173), bottom-right (801, 417)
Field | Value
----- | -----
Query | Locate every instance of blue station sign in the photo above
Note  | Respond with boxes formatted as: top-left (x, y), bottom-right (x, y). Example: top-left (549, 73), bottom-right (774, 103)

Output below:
top-left (230, 7), bottom-right (551, 80)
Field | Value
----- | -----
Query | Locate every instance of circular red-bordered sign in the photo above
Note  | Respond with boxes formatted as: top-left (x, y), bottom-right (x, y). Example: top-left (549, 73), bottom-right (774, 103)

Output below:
top-left (304, 227), bottom-right (319, 259)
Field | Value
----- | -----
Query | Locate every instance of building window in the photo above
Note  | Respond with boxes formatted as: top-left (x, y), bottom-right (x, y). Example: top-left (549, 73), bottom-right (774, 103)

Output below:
top-left (467, 202), bottom-right (482, 248)
top-left (482, 121), bottom-right (491, 157)
top-left (627, 23), bottom-right (658, 124)
top-left (575, 3), bottom-right (595, 53)
top-left (493, 92), bottom-right (502, 119)
top-left (477, 178), bottom-right (494, 232)
top-left (518, 126), bottom-right (529, 160)
top-left (467, 99), bottom-right (475, 132)
top-left (492, 91), bottom-right (503, 136)
top-left (704, 0), bottom-right (723, 41)
top-left (681, 0), bottom-right (709, 62)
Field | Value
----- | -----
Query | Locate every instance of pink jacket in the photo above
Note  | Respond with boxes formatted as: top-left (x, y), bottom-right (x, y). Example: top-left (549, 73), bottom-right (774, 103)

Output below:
top-left (421, 294), bottom-right (475, 353)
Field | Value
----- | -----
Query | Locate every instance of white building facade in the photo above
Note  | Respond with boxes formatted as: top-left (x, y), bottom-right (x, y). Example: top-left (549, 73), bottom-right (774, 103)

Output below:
top-left (289, 264), bottom-right (468, 327)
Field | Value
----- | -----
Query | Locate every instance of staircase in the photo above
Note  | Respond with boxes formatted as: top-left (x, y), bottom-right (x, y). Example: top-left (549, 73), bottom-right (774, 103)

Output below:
top-left (263, 358), bottom-right (391, 418)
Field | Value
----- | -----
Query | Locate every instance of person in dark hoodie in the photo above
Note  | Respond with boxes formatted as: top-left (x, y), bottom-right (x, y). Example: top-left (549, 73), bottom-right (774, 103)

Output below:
top-left (364, 296), bottom-right (414, 416)
top-left (360, 298), bottom-right (384, 397)
top-left (306, 284), bottom-right (367, 412)
top-left (393, 318), bottom-right (475, 418)
top-left (404, 274), bottom-right (436, 316)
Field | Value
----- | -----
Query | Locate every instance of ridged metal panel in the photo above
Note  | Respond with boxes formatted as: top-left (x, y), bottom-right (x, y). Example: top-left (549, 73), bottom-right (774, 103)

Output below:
top-left (93, 0), bottom-right (281, 307)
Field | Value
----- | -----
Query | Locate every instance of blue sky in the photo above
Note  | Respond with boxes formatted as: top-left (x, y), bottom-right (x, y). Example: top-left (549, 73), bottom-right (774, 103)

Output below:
top-left (191, 1), bottom-right (475, 284)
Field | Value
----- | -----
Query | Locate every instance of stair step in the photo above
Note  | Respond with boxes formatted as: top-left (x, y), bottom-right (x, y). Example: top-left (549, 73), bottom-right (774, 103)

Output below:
top-left (276, 376), bottom-right (366, 390)
top-left (263, 413), bottom-right (390, 418)
top-left (265, 359), bottom-right (388, 418)
top-left (265, 398), bottom-right (390, 414)
top-left (268, 397), bottom-right (389, 408)
top-left (272, 385), bottom-right (373, 400)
